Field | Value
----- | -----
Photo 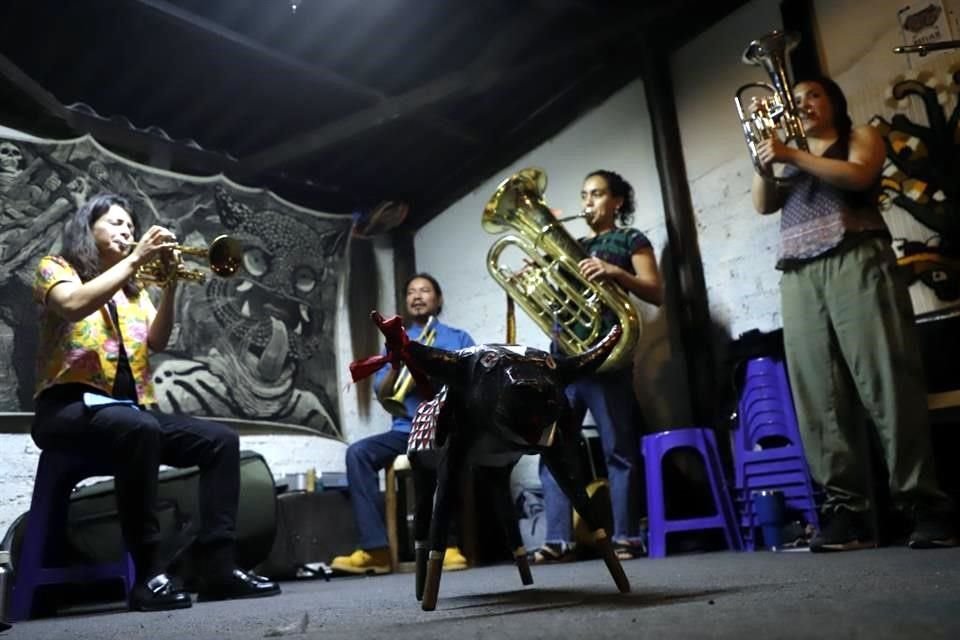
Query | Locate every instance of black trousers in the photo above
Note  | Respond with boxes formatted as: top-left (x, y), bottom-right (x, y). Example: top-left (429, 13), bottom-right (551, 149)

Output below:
top-left (32, 384), bottom-right (240, 550)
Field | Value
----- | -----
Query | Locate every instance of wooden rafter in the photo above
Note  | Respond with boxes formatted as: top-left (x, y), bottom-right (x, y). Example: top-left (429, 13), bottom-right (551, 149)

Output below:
top-left (240, 4), bottom-right (676, 175)
top-left (129, 0), bottom-right (481, 145)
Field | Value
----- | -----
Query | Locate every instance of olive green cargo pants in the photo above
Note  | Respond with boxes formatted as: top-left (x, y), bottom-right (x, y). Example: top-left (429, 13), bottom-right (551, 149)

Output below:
top-left (780, 236), bottom-right (951, 515)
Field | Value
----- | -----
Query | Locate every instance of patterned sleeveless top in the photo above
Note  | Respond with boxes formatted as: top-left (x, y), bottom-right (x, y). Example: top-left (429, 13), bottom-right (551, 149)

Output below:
top-left (776, 139), bottom-right (888, 270)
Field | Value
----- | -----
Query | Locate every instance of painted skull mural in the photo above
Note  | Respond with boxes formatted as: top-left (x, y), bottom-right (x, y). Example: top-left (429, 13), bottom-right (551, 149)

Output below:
top-left (0, 141), bottom-right (24, 181)
top-left (0, 135), bottom-right (351, 439)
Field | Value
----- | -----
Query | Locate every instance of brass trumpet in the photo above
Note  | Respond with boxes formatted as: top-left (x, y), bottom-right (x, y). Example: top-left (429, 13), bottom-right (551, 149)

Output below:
top-left (380, 315), bottom-right (437, 417)
top-left (129, 234), bottom-right (244, 286)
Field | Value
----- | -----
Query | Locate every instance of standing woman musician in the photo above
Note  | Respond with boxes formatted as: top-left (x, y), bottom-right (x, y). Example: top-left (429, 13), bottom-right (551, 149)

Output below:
top-left (31, 193), bottom-right (280, 612)
top-left (751, 77), bottom-right (956, 551)
top-left (534, 170), bottom-right (663, 563)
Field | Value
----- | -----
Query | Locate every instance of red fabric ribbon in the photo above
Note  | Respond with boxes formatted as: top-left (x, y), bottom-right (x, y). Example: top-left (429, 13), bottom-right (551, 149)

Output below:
top-left (348, 312), bottom-right (434, 399)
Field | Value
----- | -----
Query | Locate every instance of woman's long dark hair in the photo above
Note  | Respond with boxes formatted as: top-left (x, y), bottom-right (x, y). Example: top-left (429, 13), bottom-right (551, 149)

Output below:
top-left (585, 169), bottom-right (636, 227)
top-left (798, 76), bottom-right (853, 155)
top-left (61, 192), bottom-right (140, 297)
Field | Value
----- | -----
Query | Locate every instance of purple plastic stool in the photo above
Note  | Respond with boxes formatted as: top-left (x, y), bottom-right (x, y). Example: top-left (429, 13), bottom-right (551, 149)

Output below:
top-left (641, 428), bottom-right (743, 558)
top-left (734, 357), bottom-right (820, 549)
top-left (9, 450), bottom-right (135, 621)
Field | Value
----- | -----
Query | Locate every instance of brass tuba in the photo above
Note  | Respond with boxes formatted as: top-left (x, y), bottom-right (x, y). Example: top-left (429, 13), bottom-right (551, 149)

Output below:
top-left (734, 30), bottom-right (809, 184)
top-left (380, 315), bottom-right (438, 417)
top-left (482, 168), bottom-right (639, 373)
top-left (133, 234), bottom-right (244, 287)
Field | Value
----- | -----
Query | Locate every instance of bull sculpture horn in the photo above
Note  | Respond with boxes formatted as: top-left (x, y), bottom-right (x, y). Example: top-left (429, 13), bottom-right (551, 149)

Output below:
top-left (555, 324), bottom-right (622, 385)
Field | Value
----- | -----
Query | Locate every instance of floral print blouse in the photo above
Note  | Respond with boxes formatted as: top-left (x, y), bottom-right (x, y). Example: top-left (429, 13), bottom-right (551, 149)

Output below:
top-left (33, 255), bottom-right (157, 405)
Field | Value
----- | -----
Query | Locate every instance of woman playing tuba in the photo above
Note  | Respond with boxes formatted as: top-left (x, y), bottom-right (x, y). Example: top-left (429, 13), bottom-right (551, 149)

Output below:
top-left (485, 169), bottom-right (662, 564)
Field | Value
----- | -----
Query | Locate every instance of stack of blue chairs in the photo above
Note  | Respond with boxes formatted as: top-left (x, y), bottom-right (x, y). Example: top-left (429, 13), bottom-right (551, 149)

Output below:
top-left (733, 356), bottom-right (821, 550)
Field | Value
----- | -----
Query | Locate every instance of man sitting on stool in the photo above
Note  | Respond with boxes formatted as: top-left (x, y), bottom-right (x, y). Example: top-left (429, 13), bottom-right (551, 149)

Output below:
top-left (331, 273), bottom-right (475, 574)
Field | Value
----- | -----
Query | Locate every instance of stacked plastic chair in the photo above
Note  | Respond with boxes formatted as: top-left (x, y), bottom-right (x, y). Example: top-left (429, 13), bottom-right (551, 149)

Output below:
top-left (642, 428), bottom-right (743, 558)
top-left (733, 356), bottom-right (820, 550)
top-left (9, 450), bottom-right (135, 620)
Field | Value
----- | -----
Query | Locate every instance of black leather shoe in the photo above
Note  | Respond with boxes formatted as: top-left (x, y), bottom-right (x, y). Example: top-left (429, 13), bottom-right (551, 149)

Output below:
top-left (197, 569), bottom-right (281, 602)
top-left (129, 573), bottom-right (193, 612)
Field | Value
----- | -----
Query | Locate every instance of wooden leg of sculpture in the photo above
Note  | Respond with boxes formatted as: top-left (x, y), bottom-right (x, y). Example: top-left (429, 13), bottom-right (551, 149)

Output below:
top-left (385, 462), bottom-right (399, 574)
top-left (488, 464), bottom-right (533, 586)
top-left (422, 443), bottom-right (466, 611)
top-left (542, 434), bottom-right (630, 594)
top-left (412, 464), bottom-right (437, 602)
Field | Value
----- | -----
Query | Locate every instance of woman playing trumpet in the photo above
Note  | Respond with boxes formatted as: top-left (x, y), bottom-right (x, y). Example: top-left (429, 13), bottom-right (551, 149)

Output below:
top-left (31, 192), bottom-right (280, 613)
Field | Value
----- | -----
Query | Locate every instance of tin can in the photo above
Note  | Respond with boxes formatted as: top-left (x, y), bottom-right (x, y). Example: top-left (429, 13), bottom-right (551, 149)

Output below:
top-left (0, 549), bottom-right (11, 623)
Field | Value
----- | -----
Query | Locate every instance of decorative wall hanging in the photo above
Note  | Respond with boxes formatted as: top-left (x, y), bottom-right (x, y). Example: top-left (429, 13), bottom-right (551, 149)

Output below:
top-left (0, 134), bottom-right (351, 439)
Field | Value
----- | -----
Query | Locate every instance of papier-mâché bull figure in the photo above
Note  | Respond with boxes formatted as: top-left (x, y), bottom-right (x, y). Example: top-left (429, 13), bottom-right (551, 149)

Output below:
top-left (349, 311), bottom-right (630, 611)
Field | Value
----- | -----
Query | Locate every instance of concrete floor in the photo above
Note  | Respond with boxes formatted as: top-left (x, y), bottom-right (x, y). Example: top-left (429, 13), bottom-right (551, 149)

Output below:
top-left (5, 546), bottom-right (960, 640)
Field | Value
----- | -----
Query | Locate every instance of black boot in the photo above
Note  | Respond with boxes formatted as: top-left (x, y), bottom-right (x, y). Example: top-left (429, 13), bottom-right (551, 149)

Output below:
top-left (908, 510), bottom-right (958, 549)
top-left (194, 539), bottom-right (280, 602)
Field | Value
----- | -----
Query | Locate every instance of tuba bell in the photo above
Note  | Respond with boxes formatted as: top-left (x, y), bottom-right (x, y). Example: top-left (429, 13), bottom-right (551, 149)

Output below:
top-left (380, 315), bottom-right (438, 417)
top-left (733, 30), bottom-right (809, 184)
top-left (132, 234), bottom-right (244, 287)
top-left (482, 168), bottom-right (639, 373)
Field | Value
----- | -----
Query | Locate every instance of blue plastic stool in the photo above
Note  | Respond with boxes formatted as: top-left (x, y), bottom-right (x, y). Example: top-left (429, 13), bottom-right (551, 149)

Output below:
top-left (9, 450), bottom-right (135, 621)
top-left (641, 428), bottom-right (743, 558)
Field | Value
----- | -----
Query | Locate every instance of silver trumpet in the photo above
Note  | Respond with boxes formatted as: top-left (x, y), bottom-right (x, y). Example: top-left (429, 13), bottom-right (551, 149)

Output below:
top-left (734, 30), bottom-right (809, 184)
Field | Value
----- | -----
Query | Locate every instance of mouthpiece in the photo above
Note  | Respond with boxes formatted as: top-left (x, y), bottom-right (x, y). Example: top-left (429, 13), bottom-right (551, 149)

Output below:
top-left (554, 211), bottom-right (590, 224)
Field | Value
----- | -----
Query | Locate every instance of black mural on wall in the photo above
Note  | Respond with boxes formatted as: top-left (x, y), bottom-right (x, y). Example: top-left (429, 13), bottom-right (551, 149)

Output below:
top-left (870, 68), bottom-right (960, 306)
top-left (0, 135), bottom-right (351, 439)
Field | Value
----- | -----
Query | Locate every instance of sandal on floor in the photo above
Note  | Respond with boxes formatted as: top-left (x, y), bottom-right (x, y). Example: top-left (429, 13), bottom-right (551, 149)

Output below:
top-left (530, 542), bottom-right (576, 564)
top-left (612, 540), bottom-right (647, 561)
